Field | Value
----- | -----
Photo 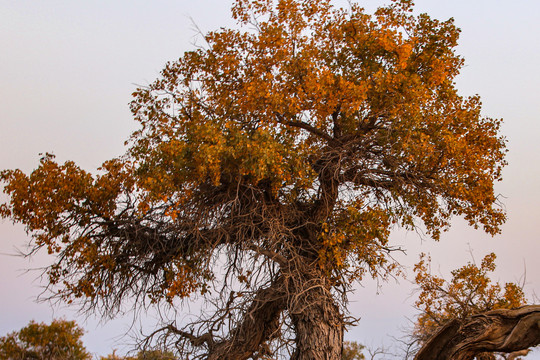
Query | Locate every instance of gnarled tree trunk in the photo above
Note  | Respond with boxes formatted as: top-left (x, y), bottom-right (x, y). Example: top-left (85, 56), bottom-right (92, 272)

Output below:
top-left (290, 277), bottom-right (344, 360)
top-left (415, 305), bottom-right (540, 360)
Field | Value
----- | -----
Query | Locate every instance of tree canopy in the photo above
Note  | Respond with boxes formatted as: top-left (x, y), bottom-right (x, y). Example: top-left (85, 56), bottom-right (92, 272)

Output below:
top-left (0, 0), bottom-right (509, 359)
top-left (0, 319), bottom-right (91, 360)
top-left (342, 341), bottom-right (366, 360)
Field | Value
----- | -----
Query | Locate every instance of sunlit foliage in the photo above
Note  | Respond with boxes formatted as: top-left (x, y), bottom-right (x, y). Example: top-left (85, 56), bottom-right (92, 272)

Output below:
top-left (414, 253), bottom-right (527, 359)
top-left (0, 319), bottom-right (91, 360)
top-left (342, 340), bottom-right (366, 360)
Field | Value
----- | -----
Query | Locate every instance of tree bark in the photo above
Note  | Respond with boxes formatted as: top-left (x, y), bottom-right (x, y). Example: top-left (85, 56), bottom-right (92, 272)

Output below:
top-left (290, 279), bottom-right (344, 360)
top-left (206, 277), bottom-right (286, 360)
top-left (415, 305), bottom-right (540, 360)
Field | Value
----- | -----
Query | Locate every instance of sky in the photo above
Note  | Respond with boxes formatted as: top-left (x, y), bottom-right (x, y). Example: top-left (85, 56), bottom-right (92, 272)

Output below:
top-left (0, 0), bottom-right (539, 358)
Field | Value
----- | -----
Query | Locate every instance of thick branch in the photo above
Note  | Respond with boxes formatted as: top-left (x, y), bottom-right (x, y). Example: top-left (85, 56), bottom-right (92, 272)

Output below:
top-left (206, 276), bottom-right (287, 360)
top-left (274, 112), bottom-right (337, 145)
top-left (247, 244), bottom-right (288, 268)
top-left (415, 305), bottom-right (540, 360)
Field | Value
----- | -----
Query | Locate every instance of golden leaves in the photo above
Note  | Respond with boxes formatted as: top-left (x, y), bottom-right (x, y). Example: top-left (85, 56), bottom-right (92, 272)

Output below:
top-left (317, 202), bottom-right (394, 282)
top-left (1, 0), bottom-right (507, 307)
top-left (414, 253), bottom-right (527, 342)
top-left (0, 319), bottom-right (91, 360)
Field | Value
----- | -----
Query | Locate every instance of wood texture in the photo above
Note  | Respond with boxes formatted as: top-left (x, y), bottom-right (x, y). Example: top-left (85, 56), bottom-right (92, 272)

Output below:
top-left (415, 305), bottom-right (540, 360)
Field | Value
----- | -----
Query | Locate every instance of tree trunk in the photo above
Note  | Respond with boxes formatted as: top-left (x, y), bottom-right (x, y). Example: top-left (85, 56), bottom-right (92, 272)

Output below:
top-left (290, 279), bottom-right (344, 360)
top-left (415, 305), bottom-right (540, 360)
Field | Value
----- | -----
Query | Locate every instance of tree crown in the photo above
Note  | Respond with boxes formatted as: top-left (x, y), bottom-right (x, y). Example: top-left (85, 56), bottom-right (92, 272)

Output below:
top-left (0, 0), bottom-right (507, 358)
top-left (0, 319), bottom-right (91, 360)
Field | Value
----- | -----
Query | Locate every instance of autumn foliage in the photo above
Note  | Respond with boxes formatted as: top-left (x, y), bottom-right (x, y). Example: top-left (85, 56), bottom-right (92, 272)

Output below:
top-left (413, 253), bottom-right (527, 359)
top-left (1, 0), bottom-right (508, 359)
top-left (0, 319), bottom-right (91, 360)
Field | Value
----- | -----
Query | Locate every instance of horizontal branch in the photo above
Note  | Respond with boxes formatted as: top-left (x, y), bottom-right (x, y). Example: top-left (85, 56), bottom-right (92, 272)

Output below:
top-left (274, 112), bottom-right (337, 145)
top-left (247, 244), bottom-right (288, 268)
top-left (415, 305), bottom-right (540, 360)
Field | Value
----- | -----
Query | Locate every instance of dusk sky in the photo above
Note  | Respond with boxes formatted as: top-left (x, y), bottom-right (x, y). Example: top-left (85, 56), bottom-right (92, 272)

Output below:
top-left (1, 0), bottom-right (539, 358)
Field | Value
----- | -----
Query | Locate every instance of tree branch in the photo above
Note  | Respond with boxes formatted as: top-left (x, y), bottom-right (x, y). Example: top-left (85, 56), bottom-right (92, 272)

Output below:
top-left (415, 305), bottom-right (540, 360)
top-left (274, 112), bottom-right (337, 145)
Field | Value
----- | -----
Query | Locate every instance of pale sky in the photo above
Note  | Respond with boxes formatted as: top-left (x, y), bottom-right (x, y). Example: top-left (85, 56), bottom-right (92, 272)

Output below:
top-left (1, 0), bottom-right (539, 358)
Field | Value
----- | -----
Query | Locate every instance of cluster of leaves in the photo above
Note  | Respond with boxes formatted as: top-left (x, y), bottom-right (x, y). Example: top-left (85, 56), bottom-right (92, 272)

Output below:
top-left (413, 253), bottom-right (527, 359)
top-left (0, 319), bottom-right (91, 360)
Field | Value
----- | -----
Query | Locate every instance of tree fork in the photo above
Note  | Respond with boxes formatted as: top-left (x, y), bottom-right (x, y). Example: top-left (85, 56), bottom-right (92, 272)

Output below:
top-left (415, 305), bottom-right (540, 360)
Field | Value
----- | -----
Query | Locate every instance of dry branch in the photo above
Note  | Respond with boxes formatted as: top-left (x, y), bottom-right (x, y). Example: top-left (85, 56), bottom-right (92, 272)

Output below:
top-left (415, 305), bottom-right (540, 360)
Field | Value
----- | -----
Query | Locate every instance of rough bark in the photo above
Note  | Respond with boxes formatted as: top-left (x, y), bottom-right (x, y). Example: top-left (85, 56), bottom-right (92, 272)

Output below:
top-left (507, 349), bottom-right (531, 360)
top-left (290, 279), bottom-right (344, 360)
top-left (206, 278), bottom-right (286, 360)
top-left (415, 305), bottom-right (540, 360)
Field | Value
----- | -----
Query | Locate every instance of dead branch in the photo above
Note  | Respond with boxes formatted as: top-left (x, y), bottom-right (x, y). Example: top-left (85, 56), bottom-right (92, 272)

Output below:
top-left (415, 305), bottom-right (540, 360)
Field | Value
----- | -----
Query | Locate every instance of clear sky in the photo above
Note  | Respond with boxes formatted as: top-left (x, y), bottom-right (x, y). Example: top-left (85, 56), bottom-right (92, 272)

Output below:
top-left (1, 0), bottom-right (539, 358)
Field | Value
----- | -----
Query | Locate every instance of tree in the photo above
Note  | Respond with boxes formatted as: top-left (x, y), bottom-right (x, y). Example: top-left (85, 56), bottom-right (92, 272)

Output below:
top-left (100, 350), bottom-right (126, 360)
top-left (413, 253), bottom-right (531, 359)
top-left (133, 350), bottom-right (176, 360)
top-left (0, 0), bottom-right (510, 359)
top-left (342, 341), bottom-right (366, 360)
top-left (0, 319), bottom-right (91, 360)
top-left (101, 349), bottom-right (177, 360)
